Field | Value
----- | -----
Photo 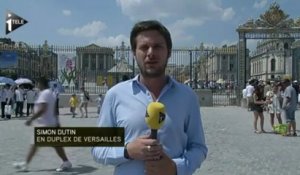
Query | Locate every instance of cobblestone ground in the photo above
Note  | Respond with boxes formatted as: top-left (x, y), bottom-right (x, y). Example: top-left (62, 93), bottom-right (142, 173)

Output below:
top-left (0, 106), bottom-right (299, 175)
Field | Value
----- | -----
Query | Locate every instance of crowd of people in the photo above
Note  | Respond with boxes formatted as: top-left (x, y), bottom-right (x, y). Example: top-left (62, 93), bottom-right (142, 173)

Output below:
top-left (0, 82), bottom-right (104, 120)
top-left (0, 84), bottom-right (38, 119)
top-left (243, 78), bottom-right (299, 136)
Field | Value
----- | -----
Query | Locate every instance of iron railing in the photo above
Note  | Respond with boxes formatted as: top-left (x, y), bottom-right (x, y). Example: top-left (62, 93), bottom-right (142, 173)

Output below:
top-left (0, 42), bottom-right (239, 106)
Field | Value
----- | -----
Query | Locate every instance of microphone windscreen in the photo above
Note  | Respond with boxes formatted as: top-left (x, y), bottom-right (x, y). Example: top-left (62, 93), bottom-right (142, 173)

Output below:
top-left (145, 102), bottom-right (166, 130)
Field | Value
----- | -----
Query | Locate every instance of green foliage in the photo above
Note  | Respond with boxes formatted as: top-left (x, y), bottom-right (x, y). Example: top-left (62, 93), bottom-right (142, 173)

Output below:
top-left (60, 68), bottom-right (76, 85)
top-left (0, 69), bottom-right (17, 79)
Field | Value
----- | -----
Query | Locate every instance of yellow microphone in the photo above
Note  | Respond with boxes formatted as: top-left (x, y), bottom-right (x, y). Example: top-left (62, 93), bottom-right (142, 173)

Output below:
top-left (145, 102), bottom-right (166, 139)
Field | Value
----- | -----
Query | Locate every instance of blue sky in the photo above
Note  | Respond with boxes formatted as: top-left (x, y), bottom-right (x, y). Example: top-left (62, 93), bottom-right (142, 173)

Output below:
top-left (1, 0), bottom-right (299, 50)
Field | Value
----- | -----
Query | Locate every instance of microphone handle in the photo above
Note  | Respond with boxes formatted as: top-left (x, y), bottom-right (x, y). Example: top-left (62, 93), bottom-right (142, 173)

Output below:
top-left (150, 129), bottom-right (157, 139)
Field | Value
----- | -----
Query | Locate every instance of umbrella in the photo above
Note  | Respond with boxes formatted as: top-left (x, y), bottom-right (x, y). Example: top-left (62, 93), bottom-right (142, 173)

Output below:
top-left (216, 78), bottom-right (225, 84)
top-left (184, 79), bottom-right (191, 84)
top-left (0, 76), bottom-right (16, 85)
top-left (49, 81), bottom-right (65, 93)
top-left (15, 78), bottom-right (33, 85)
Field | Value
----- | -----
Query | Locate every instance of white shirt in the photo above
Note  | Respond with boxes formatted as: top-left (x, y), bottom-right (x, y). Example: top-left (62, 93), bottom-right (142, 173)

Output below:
top-left (92, 76), bottom-right (207, 175)
top-left (15, 89), bottom-right (24, 102)
top-left (242, 89), bottom-right (247, 98)
top-left (80, 92), bottom-right (88, 102)
top-left (34, 89), bottom-right (58, 126)
top-left (245, 84), bottom-right (254, 97)
top-left (95, 96), bottom-right (102, 107)
top-left (26, 90), bottom-right (36, 104)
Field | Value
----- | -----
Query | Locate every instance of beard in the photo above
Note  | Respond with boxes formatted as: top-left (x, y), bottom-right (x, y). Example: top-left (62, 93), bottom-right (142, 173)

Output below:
top-left (137, 61), bottom-right (168, 78)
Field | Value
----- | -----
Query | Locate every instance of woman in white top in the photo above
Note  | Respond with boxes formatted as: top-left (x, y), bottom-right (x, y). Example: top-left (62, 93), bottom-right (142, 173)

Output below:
top-left (266, 83), bottom-right (283, 130)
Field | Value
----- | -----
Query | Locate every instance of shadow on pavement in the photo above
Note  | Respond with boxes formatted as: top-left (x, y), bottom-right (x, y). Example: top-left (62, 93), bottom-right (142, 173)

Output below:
top-left (28, 164), bottom-right (98, 175)
top-left (0, 117), bottom-right (29, 121)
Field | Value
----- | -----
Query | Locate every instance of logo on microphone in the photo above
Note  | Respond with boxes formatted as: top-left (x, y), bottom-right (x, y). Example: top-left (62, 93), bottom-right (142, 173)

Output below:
top-left (5, 10), bottom-right (28, 35)
top-left (158, 112), bottom-right (165, 123)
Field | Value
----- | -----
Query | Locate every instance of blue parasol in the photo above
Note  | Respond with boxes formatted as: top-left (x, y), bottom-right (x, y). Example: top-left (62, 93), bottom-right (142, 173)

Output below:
top-left (0, 76), bottom-right (16, 85)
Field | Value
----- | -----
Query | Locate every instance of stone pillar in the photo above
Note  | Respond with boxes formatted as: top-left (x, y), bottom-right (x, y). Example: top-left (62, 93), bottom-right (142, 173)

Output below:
top-left (227, 55), bottom-right (230, 81)
top-left (238, 32), bottom-right (246, 87)
top-left (104, 54), bottom-right (107, 70)
top-left (96, 54), bottom-right (99, 70)
top-left (88, 54), bottom-right (91, 70)
top-left (80, 53), bottom-right (83, 70)
top-left (237, 32), bottom-right (246, 105)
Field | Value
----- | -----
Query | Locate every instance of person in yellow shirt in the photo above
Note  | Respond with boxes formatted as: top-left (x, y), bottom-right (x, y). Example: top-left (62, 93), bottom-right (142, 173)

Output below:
top-left (69, 93), bottom-right (78, 118)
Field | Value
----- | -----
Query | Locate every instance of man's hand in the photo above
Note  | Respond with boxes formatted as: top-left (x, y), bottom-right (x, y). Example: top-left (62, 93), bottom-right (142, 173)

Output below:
top-left (126, 135), bottom-right (162, 161)
top-left (145, 152), bottom-right (177, 175)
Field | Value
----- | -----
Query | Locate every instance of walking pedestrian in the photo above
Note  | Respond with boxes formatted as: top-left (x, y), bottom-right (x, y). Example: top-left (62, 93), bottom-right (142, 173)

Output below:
top-left (79, 87), bottom-right (89, 118)
top-left (95, 93), bottom-right (103, 115)
top-left (69, 93), bottom-right (79, 118)
top-left (13, 77), bottom-right (72, 172)
top-left (52, 83), bottom-right (60, 115)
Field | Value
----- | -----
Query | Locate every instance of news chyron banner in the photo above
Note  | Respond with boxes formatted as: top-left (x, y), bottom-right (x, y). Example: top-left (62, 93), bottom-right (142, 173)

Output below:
top-left (34, 127), bottom-right (124, 147)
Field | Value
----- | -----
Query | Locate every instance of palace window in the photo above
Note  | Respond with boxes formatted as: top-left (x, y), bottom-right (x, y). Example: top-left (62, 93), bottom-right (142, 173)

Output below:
top-left (271, 59), bottom-right (276, 72)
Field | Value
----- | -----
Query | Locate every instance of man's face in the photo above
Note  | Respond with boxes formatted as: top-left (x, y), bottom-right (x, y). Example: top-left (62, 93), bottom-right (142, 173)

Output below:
top-left (281, 82), bottom-right (289, 90)
top-left (133, 30), bottom-right (169, 78)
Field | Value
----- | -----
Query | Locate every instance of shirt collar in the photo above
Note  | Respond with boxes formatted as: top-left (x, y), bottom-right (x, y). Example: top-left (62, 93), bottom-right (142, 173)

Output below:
top-left (132, 74), bottom-right (175, 90)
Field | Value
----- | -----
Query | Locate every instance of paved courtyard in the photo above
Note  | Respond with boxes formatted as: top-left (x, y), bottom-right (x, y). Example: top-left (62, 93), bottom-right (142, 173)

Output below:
top-left (0, 106), bottom-right (299, 175)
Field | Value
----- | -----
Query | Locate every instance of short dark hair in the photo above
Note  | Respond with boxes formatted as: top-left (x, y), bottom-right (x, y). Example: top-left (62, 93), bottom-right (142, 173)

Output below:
top-left (37, 76), bottom-right (49, 88)
top-left (282, 78), bottom-right (291, 84)
top-left (130, 20), bottom-right (172, 57)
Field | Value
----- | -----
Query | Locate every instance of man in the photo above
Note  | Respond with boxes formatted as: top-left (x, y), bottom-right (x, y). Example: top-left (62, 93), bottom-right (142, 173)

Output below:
top-left (13, 77), bottom-right (72, 172)
top-left (92, 20), bottom-right (207, 175)
top-left (263, 80), bottom-right (271, 98)
top-left (26, 86), bottom-right (37, 117)
top-left (79, 87), bottom-right (89, 118)
top-left (245, 79), bottom-right (255, 111)
top-left (52, 83), bottom-right (60, 115)
top-left (1, 85), bottom-right (13, 119)
top-left (281, 78), bottom-right (298, 136)
top-left (15, 85), bottom-right (25, 117)
top-left (0, 85), bottom-right (7, 118)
